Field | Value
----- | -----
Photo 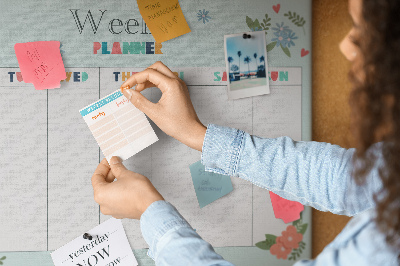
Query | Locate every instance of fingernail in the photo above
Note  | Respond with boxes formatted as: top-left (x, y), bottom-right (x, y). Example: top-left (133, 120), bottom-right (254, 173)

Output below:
top-left (120, 85), bottom-right (129, 92)
top-left (124, 89), bottom-right (133, 100)
top-left (110, 156), bottom-right (122, 165)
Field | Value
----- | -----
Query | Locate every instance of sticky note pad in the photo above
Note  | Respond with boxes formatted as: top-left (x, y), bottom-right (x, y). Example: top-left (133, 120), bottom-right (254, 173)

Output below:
top-left (189, 160), bottom-right (233, 208)
top-left (51, 218), bottom-right (138, 266)
top-left (137, 0), bottom-right (191, 43)
top-left (269, 191), bottom-right (304, 223)
top-left (79, 90), bottom-right (158, 162)
top-left (14, 41), bottom-right (66, 90)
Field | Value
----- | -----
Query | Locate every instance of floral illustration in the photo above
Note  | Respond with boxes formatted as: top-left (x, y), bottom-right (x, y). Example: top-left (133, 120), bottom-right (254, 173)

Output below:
top-left (246, 4), bottom-right (308, 58)
top-left (284, 11), bottom-right (306, 34)
top-left (278, 225), bottom-right (303, 249)
top-left (256, 212), bottom-right (308, 261)
top-left (272, 22), bottom-right (290, 35)
top-left (197, 9), bottom-right (211, 24)
top-left (285, 31), bottom-right (298, 48)
top-left (269, 22), bottom-right (297, 57)
top-left (246, 14), bottom-right (271, 32)
top-left (0, 256), bottom-right (6, 265)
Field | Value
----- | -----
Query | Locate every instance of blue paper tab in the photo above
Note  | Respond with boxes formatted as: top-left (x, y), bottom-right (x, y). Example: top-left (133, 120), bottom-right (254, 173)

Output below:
top-left (189, 160), bottom-right (233, 208)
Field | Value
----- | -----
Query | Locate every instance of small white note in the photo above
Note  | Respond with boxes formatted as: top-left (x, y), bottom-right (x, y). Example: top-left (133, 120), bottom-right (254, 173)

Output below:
top-left (51, 218), bottom-right (138, 266)
top-left (79, 89), bottom-right (158, 162)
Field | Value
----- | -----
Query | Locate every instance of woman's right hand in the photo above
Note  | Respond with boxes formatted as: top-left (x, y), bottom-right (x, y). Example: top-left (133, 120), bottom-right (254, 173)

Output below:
top-left (120, 61), bottom-right (207, 151)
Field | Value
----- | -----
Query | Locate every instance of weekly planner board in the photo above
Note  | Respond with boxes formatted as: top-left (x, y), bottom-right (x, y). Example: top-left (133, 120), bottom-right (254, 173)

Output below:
top-left (0, 0), bottom-right (312, 265)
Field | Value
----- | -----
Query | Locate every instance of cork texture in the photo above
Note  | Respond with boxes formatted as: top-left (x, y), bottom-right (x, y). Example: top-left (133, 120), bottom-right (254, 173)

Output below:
top-left (312, 0), bottom-right (354, 258)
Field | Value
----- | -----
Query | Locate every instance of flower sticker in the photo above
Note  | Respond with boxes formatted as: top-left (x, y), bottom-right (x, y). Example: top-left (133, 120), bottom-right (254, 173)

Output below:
top-left (255, 212), bottom-right (308, 261)
top-left (285, 31), bottom-right (298, 48)
top-left (245, 8), bottom-right (308, 58)
top-left (272, 22), bottom-right (290, 35)
top-left (197, 9), bottom-right (211, 24)
top-left (270, 241), bottom-right (292, 259)
top-left (278, 225), bottom-right (303, 249)
top-left (271, 31), bottom-right (288, 47)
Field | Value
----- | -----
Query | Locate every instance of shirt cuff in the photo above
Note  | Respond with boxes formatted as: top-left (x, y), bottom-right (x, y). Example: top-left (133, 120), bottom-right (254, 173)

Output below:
top-left (201, 124), bottom-right (245, 176)
top-left (140, 200), bottom-right (192, 260)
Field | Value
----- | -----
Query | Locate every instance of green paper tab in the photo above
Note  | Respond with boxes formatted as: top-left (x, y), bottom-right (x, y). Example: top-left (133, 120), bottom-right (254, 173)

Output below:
top-left (189, 160), bottom-right (233, 208)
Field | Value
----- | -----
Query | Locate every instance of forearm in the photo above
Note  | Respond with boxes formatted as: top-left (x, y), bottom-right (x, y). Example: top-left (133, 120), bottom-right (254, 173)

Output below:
top-left (201, 124), bottom-right (380, 216)
top-left (140, 200), bottom-right (234, 265)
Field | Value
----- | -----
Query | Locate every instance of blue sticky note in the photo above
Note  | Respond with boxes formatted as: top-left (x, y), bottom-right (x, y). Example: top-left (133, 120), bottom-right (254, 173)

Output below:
top-left (189, 160), bottom-right (233, 208)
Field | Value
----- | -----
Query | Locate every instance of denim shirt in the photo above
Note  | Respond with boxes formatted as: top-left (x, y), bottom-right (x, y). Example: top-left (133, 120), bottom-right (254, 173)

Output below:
top-left (140, 124), bottom-right (399, 265)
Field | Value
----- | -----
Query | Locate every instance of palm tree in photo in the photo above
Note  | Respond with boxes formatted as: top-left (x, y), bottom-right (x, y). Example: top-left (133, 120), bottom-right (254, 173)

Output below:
top-left (260, 55), bottom-right (265, 70)
top-left (244, 56), bottom-right (251, 78)
top-left (237, 51), bottom-right (242, 78)
top-left (253, 53), bottom-right (258, 74)
top-left (259, 55), bottom-right (266, 77)
top-left (228, 56), bottom-right (234, 73)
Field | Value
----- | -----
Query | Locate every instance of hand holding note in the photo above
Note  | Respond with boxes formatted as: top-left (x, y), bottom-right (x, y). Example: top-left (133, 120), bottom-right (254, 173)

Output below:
top-left (91, 157), bottom-right (164, 219)
top-left (120, 61), bottom-right (207, 151)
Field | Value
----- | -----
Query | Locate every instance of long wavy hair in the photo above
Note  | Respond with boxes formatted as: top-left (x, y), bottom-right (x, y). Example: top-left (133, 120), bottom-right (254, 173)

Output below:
top-left (350, 0), bottom-right (400, 252)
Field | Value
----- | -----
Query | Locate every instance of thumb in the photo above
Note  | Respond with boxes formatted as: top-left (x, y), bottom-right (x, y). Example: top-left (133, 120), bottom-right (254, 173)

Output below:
top-left (122, 88), bottom-right (155, 116)
top-left (109, 156), bottom-right (129, 178)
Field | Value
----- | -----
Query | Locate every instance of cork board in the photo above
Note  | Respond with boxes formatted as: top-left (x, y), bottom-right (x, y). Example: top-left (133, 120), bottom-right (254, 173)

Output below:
top-left (312, 0), bottom-right (353, 258)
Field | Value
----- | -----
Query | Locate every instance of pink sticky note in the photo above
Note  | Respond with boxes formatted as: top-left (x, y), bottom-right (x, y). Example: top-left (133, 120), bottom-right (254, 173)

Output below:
top-left (14, 41), bottom-right (66, 90)
top-left (269, 191), bottom-right (304, 223)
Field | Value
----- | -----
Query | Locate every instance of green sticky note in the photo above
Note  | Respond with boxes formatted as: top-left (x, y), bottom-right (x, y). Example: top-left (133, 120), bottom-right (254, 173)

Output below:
top-left (189, 160), bottom-right (233, 208)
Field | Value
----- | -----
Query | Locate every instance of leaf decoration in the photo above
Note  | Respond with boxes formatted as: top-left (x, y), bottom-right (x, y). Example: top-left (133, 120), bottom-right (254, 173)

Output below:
top-left (0, 257), bottom-right (5, 260)
top-left (298, 223), bottom-right (308, 234)
top-left (284, 11), bottom-right (306, 34)
top-left (256, 241), bottom-right (269, 250)
top-left (267, 42), bottom-right (276, 52)
top-left (0, 261), bottom-right (3, 265)
top-left (288, 241), bottom-right (306, 260)
top-left (255, 234), bottom-right (276, 250)
top-left (293, 211), bottom-right (303, 227)
top-left (281, 44), bottom-right (291, 57)
top-left (246, 16), bottom-right (261, 31)
top-left (284, 11), bottom-right (306, 27)
top-left (260, 14), bottom-right (271, 31)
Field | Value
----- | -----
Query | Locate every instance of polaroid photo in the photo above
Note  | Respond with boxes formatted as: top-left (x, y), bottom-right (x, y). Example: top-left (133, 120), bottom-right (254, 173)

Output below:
top-left (224, 30), bottom-right (270, 100)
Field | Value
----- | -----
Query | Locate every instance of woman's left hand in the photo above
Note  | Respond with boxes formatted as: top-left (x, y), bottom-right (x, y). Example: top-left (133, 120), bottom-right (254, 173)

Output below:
top-left (91, 157), bottom-right (164, 219)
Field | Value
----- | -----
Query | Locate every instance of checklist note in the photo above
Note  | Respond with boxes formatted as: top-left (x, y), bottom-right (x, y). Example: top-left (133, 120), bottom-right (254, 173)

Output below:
top-left (79, 90), bottom-right (158, 162)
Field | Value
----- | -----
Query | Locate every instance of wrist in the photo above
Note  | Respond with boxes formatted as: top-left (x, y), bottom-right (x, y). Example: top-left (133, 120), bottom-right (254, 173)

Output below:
top-left (139, 191), bottom-right (164, 219)
top-left (188, 123), bottom-right (207, 151)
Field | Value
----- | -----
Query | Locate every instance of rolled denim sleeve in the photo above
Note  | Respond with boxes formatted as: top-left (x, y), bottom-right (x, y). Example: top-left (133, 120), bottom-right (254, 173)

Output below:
top-left (140, 200), bottom-right (234, 265)
top-left (201, 124), bottom-right (383, 216)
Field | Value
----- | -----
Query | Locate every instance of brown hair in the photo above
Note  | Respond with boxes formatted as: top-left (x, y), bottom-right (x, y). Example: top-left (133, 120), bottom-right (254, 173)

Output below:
top-left (350, 0), bottom-right (400, 252)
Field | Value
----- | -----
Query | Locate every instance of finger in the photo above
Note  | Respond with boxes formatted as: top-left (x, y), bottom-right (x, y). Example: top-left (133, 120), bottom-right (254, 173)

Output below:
top-left (120, 68), bottom-right (173, 94)
top-left (147, 61), bottom-right (177, 79)
top-left (91, 159), bottom-right (111, 189)
top-left (105, 169), bottom-right (116, 183)
top-left (100, 206), bottom-right (111, 216)
top-left (135, 61), bottom-right (181, 92)
top-left (109, 156), bottom-right (130, 178)
top-left (121, 89), bottom-right (158, 117)
top-left (134, 81), bottom-right (156, 92)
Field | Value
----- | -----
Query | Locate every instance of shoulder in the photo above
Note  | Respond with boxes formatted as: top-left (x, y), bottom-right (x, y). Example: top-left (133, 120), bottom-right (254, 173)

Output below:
top-left (319, 209), bottom-right (399, 265)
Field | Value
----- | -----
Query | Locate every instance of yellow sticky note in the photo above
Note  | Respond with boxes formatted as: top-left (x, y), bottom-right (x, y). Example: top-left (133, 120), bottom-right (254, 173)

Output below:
top-left (137, 0), bottom-right (191, 43)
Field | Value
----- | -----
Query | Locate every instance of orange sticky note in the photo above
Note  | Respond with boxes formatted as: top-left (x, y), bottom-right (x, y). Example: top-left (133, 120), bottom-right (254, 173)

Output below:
top-left (14, 41), bottom-right (66, 90)
top-left (137, 0), bottom-right (191, 43)
top-left (269, 191), bottom-right (304, 223)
